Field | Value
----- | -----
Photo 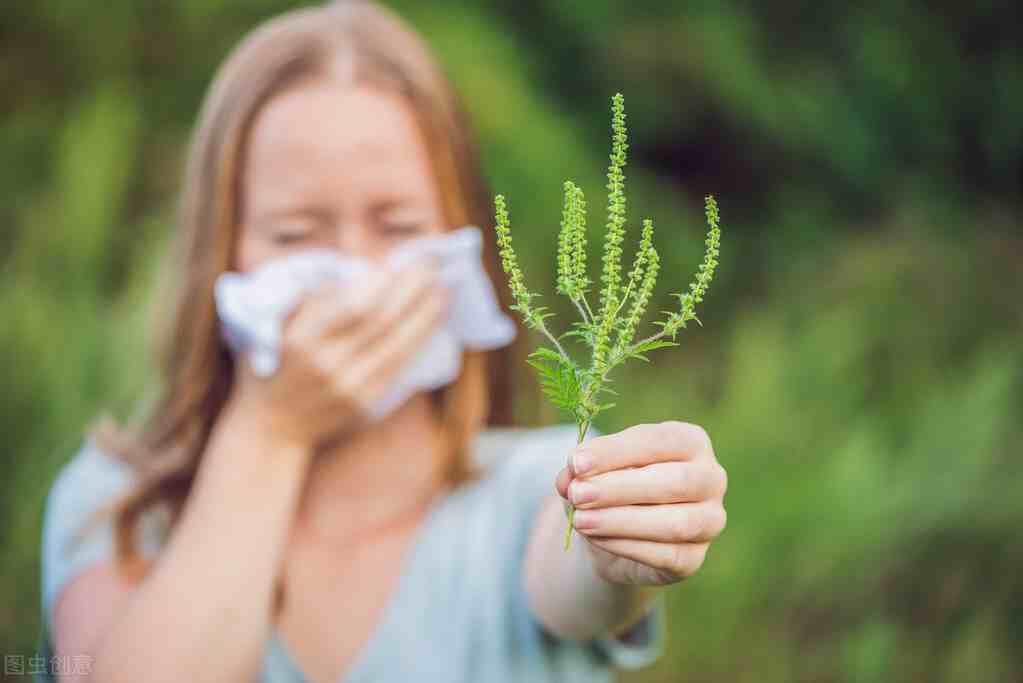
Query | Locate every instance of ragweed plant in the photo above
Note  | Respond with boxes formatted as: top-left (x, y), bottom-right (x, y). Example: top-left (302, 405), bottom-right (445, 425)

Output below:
top-left (493, 93), bottom-right (723, 550)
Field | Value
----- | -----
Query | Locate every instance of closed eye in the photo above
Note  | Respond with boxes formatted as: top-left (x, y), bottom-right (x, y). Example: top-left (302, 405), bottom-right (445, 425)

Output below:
top-left (271, 230), bottom-right (312, 245)
top-left (263, 210), bottom-right (329, 245)
top-left (379, 221), bottom-right (427, 237)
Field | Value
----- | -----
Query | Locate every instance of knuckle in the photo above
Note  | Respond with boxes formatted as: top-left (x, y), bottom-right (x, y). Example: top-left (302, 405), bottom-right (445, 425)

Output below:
top-left (672, 463), bottom-right (690, 497)
top-left (657, 420), bottom-right (688, 442)
top-left (637, 422), bottom-right (669, 451)
top-left (673, 510), bottom-right (694, 543)
top-left (686, 423), bottom-right (713, 453)
top-left (715, 506), bottom-right (728, 536)
top-left (670, 544), bottom-right (694, 577)
top-left (657, 421), bottom-right (712, 457)
top-left (691, 507), bottom-right (710, 541)
top-left (673, 544), bottom-right (707, 578)
top-left (715, 463), bottom-right (729, 496)
top-left (691, 545), bottom-right (709, 574)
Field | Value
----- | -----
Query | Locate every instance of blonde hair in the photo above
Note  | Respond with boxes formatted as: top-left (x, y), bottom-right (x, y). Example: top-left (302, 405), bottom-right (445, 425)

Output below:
top-left (86, 0), bottom-right (520, 592)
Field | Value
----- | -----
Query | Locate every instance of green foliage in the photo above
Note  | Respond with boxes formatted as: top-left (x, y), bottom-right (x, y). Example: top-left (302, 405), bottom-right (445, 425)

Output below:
top-left (525, 347), bottom-right (582, 417)
top-left (657, 196), bottom-right (722, 339)
top-left (619, 236), bottom-right (1023, 683)
top-left (493, 93), bottom-right (723, 548)
top-left (592, 92), bottom-right (630, 374)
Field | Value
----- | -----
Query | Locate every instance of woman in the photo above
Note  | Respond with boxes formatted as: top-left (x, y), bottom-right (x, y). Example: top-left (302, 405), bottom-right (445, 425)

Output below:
top-left (38, 3), bottom-right (728, 682)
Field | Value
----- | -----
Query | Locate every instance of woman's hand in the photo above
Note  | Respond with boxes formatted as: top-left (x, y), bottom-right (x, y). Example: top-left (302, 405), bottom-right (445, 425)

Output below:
top-left (226, 260), bottom-right (450, 454)
top-left (555, 421), bottom-right (728, 586)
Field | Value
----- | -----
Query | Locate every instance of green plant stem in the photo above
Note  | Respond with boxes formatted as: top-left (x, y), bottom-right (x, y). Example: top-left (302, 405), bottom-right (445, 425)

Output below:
top-left (626, 311), bottom-right (702, 352)
top-left (564, 417), bottom-right (592, 549)
top-left (571, 298), bottom-right (590, 326)
top-left (581, 295), bottom-right (596, 322)
top-left (537, 320), bottom-right (571, 361)
top-left (627, 326), bottom-right (674, 352)
top-left (610, 279), bottom-right (636, 321)
top-left (563, 332), bottom-right (655, 552)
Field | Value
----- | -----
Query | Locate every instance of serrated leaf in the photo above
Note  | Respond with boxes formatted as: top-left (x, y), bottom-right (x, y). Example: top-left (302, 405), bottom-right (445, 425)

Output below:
top-left (526, 352), bottom-right (581, 416)
top-left (529, 346), bottom-right (567, 364)
top-left (631, 340), bottom-right (680, 354)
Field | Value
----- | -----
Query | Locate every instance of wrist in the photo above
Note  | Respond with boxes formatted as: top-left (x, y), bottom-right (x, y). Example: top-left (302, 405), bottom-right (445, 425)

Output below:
top-left (576, 540), bottom-right (664, 634)
top-left (604, 585), bottom-right (663, 637)
top-left (218, 394), bottom-right (314, 468)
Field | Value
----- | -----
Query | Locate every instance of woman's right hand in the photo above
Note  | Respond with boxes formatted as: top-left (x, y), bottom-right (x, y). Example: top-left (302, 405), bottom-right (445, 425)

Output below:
top-left (225, 259), bottom-right (450, 454)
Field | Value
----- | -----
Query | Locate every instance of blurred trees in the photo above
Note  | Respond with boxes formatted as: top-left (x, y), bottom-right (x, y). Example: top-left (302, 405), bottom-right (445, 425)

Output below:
top-left (1, 2), bottom-right (1020, 681)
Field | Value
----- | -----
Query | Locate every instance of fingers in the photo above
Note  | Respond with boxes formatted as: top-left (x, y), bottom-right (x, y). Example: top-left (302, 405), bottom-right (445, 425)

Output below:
top-left (561, 460), bottom-right (727, 509)
top-left (572, 502), bottom-right (726, 543)
top-left (342, 261), bottom-right (442, 351)
top-left (284, 260), bottom-right (440, 346)
top-left (585, 537), bottom-right (710, 581)
top-left (352, 284), bottom-right (451, 399)
top-left (559, 422), bottom-right (726, 586)
top-left (569, 421), bottom-right (715, 479)
top-left (555, 465), bottom-right (572, 499)
top-left (284, 276), bottom-right (383, 345)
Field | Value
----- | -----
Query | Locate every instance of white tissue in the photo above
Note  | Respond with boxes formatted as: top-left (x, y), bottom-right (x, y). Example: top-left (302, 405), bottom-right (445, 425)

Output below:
top-left (214, 226), bottom-right (517, 421)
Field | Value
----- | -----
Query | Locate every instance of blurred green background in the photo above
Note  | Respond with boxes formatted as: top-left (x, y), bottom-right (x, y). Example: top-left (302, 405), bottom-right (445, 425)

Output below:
top-left (2, 1), bottom-right (1021, 681)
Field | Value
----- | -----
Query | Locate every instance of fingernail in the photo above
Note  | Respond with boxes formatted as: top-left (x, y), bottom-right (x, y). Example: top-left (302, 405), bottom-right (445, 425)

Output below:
top-left (569, 481), bottom-right (597, 506)
top-left (571, 510), bottom-right (596, 530)
top-left (572, 449), bottom-right (593, 476)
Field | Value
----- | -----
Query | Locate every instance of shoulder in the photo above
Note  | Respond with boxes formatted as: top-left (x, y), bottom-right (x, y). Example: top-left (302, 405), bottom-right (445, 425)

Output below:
top-left (40, 437), bottom-right (165, 620)
top-left (44, 437), bottom-right (136, 523)
top-left (41, 437), bottom-right (140, 565)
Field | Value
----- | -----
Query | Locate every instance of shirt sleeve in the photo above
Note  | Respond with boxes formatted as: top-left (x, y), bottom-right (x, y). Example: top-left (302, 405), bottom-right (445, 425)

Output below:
top-left (39, 437), bottom-right (163, 625)
top-left (591, 592), bottom-right (667, 670)
top-left (488, 423), bottom-right (666, 671)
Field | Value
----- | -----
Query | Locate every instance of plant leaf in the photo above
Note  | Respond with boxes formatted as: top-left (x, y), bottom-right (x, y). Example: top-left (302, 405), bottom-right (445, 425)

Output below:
top-left (526, 352), bottom-right (581, 415)
top-left (529, 346), bottom-right (567, 364)
top-left (631, 340), bottom-right (680, 354)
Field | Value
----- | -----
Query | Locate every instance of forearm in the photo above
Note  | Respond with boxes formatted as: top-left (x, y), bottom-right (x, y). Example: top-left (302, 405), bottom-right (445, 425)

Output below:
top-left (524, 494), bottom-right (662, 641)
top-left (88, 404), bottom-right (309, 683)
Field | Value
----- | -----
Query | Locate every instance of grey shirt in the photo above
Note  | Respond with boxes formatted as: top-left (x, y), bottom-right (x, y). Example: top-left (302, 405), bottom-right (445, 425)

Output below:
top-left (38, 424), bottom-right (666, 682)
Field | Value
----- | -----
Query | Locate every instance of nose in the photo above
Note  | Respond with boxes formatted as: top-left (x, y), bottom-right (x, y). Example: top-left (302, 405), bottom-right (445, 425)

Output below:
top-left (333, 222), bottom-right (387, 265)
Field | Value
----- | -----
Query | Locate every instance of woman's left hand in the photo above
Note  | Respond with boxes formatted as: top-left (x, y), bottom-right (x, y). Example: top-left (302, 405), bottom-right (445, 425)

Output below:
top-left (555, 421), bottom-right (728, 586)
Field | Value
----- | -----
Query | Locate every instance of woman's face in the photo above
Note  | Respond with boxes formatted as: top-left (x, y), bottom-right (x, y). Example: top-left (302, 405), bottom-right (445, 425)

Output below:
top-left (236, 80), bottom-right (447, 272)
